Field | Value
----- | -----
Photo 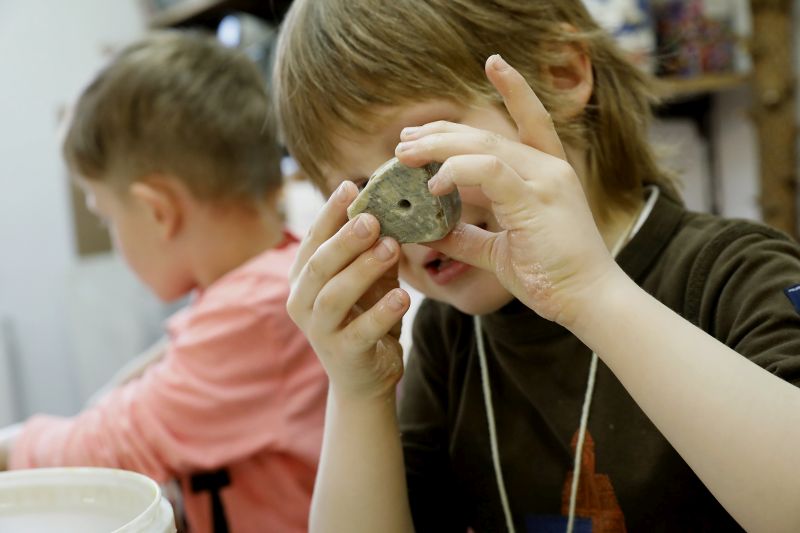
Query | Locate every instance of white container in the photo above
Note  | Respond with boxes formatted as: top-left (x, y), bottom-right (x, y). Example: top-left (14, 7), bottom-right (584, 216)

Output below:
top-left (0, 467), bottom-right (176, 533)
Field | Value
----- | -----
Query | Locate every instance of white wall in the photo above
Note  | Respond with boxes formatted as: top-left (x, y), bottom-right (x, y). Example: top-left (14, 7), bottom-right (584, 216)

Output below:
top-left (712, 86), bottom-right (761, 222)
top-left (650, 118), bottom-right (714, 213)
top-left (0, 1), bottom-right (146, 416)
top-left (0, 318), bottom-right (20, 426)
top-left (652, 92), bottom-right (763, 227)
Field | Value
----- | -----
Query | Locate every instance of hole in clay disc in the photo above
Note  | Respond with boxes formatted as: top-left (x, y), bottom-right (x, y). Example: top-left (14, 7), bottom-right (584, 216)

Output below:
top-left (397, 199), bottom-right (412, 209)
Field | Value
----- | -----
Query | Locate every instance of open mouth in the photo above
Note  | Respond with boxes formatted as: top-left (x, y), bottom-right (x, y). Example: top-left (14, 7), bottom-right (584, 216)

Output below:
top-left (424, 255), bottom-right (471, 285)
top-left (425, 256), bottom-right (453, 272)
top-left (422, 222), bottom-right (486, 285)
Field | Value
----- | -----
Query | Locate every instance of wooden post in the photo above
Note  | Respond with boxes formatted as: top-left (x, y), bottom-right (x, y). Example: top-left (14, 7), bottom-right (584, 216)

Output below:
top-left (750, 0), bottom-right (797, 238)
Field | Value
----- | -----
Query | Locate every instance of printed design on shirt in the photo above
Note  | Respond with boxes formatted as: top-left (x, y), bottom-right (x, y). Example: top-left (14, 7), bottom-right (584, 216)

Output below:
top-left (784, 284), bottom-right (800, 314)
top-left (526, 431), bottom-right (626, 533)
top-left (561, 431), bottom-right (626, 532)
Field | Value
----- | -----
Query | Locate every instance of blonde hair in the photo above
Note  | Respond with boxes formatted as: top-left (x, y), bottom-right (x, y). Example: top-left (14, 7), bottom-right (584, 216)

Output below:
top-left (64, 31), bottom-right (282, 205)
top-left (274, 0), bottom-right (678, 213)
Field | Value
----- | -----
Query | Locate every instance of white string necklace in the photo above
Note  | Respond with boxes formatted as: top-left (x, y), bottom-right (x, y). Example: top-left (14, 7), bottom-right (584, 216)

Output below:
top-left (475, 186), bottom-right (659, 533)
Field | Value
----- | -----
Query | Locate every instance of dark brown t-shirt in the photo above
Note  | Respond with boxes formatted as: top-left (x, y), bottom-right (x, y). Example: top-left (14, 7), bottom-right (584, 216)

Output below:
top-left (399, 192), bottom-right (800, 532)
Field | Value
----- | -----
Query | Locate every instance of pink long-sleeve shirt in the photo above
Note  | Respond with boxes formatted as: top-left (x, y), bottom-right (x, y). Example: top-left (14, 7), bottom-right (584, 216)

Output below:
top-left (10, 233), bottom-right (327, 533)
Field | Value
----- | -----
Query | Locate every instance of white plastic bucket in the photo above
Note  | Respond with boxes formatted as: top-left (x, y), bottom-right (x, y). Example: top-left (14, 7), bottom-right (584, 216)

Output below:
top-left (0, 467), bottom-right (176, 532)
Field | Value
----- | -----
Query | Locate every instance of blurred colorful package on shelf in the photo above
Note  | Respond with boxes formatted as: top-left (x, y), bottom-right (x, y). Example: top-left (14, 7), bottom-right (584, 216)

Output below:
top-left (652, 0), bottom-right (742, 77)
top-left (583, 0), bottom-right (657, 73)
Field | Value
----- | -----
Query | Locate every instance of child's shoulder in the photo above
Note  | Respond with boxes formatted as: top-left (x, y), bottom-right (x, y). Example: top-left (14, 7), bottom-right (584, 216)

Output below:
top-left (666, 204), bottom-right (799, 271)
top-left (638, 192), bottom-right (796, 271)
top-left (683, 206), bottom-right (792, 246)
top-left (648, 199), bottom-right (800, 325)
top-left (195, 232), bottom-right (300, 317)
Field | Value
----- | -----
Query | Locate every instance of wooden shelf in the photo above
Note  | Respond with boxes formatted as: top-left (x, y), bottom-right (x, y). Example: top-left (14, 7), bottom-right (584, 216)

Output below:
top-left (143, 0), bottom-right (292, 28)
top-left (657, 73), bottom-right (749, 100)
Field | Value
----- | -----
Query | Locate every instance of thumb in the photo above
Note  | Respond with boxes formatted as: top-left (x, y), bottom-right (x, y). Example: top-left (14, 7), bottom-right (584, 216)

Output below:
top-left (427, 223), bottom-right (498, 272)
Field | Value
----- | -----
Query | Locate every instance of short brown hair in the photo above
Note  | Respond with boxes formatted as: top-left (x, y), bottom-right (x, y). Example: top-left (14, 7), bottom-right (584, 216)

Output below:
top-left (64, 31), bottom-right (281, 204)
top-left (274, 0), bottom-right (678, 215)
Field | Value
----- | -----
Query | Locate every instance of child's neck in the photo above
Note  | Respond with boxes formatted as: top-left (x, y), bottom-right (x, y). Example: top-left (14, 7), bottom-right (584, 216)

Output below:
top-left (189, 200), bottom-right (285, 289)
top-left (598, 200), bottom-right (645, 253)
top-left (567, 145), bottom-right (645, 254)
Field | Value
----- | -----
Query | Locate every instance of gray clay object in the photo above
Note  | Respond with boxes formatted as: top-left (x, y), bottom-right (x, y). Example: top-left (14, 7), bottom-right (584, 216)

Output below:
top-left (347, 157), bottom-right (461, 244)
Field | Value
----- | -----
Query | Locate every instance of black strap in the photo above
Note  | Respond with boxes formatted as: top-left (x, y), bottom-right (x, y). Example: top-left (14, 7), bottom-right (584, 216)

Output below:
top-left (190, 468), bottom-right (231, 533)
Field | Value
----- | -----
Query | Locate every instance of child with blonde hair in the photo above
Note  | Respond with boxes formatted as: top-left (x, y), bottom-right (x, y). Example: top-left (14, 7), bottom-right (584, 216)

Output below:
top-left (274, 1), bottom-right (800, 532)
top-left (2, 31), bottom-right (327, 533)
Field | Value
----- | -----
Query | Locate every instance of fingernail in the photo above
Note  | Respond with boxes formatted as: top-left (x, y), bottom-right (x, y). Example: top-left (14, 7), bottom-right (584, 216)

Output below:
top-left (401, 127), bottom-right (419, 139)
top-left (491, 54), bottom-right (510, 71)
top-left (395, 141), bottom-right (413, 154)
top-left (428, 164), bottom-right (448, 194)
top-left (354, 214), bottom-right (372, 238)
top-left (374, 237), bottom-right (396, 261)
top-left (428, 175), bottom-right (440, 194)
top-left (387, 289), bottom-right (405, 311)
top-left (334, 181), bottom-right (349, 202)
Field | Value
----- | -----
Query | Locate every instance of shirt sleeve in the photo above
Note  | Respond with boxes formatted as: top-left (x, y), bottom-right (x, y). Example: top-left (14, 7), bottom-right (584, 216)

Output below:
top-left (398, 300), bottom-right (468, 533)
top-left (9, 300), bottom-right (299, 483)
top-left (689, 225), bottom-right (800, 385)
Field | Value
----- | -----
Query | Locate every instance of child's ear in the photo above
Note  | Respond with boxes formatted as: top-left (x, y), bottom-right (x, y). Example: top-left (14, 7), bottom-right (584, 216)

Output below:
top-left (545, 26), bottom-right (594, 117)
top-left (129, 177), bottom-right (183, 241)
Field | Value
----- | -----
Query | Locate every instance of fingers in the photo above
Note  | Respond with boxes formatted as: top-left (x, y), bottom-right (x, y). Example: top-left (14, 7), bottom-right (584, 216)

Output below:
top-left (290, 181), bottom-right (359, 282)
top-left (485, 54), bottom-right (567, 160)
top-left (427, 222), bottom-right (499, 272)
top-left (427, 153), bottom-right (528, 208)
top-left (395, 125), bottom-right (555, 181)
top-left (399, 120), bottom-right (474, 141)
top-left (341, 288), bottom-right (410, 354)
top-left (312, 237), bottom-right (402, 333)
top-left (356, 264), bottom-right (403, 338)
top-left (287, 212), bottom-right (381, 321)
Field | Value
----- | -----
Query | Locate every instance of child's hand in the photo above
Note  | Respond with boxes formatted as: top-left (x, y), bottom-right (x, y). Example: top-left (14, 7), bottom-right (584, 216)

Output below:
top-left (286, 182), bottom-right (410, 402)
top-left (396, 55), bottom-right (620, 328)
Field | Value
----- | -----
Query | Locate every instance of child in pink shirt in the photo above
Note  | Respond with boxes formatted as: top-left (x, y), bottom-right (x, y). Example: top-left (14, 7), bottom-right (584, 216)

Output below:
top-left (2, 32), bottom-right (327, 533)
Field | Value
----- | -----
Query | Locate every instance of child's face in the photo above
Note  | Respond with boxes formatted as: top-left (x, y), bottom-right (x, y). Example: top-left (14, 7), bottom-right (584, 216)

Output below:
top-left (325, 99), bottom-right (518, 315)
top-left (80, 179), bottom-right (192, 302)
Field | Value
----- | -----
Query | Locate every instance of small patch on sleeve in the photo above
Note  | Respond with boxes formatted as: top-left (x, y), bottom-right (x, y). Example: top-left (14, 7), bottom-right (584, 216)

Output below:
top-left (785, 284), bottom-right (800, 314)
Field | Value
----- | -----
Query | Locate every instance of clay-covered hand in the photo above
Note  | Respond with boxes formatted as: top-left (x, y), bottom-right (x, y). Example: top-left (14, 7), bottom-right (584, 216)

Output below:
top-left (286, 182), bottom-right (410, 401)
top-left (396, 55), bottom-right (619, 328)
